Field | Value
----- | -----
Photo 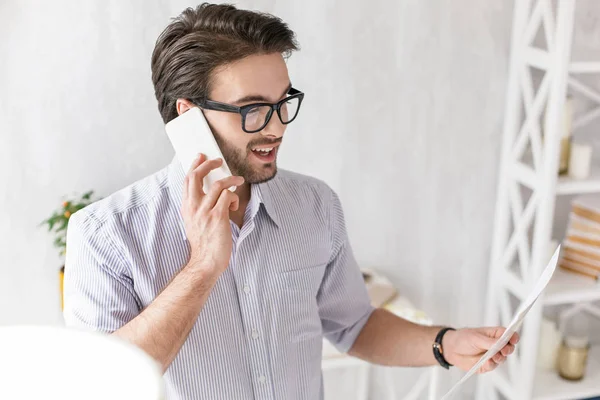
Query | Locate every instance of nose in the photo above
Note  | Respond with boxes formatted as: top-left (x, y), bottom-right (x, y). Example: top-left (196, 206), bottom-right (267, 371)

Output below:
top-left (259, 111), bottom-right (285, 139)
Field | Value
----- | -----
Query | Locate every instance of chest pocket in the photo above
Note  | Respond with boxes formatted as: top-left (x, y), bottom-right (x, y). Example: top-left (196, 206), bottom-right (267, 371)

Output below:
top-left (275, 263), bottom-right (327, 343)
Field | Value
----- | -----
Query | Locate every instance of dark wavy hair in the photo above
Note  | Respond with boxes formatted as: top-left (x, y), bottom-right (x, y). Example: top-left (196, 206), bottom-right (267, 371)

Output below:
top-left (151, 3), bottom-right (299, 123)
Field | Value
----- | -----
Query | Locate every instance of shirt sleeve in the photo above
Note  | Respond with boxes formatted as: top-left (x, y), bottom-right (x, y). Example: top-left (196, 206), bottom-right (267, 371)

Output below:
top-left (63, 210), bottom-right (140, 333)
top-left (318, 189), bottom-right (375, 353)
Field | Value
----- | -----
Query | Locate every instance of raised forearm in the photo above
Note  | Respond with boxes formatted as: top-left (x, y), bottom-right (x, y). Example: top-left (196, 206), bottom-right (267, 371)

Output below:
top-left (348, 308), bottom-right (441, 367)
top-left (112, 262), bottom-right (219, 373)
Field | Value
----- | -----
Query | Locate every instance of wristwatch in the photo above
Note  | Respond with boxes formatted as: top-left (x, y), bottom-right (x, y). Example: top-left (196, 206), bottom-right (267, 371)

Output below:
top-left (432, 327), bottom-right (456, 369)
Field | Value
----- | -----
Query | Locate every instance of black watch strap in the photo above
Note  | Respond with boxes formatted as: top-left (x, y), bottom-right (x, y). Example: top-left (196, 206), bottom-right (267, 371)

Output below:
top-left (433, 327), bottom-right (455, 369)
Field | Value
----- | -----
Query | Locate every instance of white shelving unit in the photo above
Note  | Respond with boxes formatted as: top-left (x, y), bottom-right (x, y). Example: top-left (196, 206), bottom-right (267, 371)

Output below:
top-left (477, 0), bottom-right (600, 399)
top-left (533, 346), bottom-right (600, 400)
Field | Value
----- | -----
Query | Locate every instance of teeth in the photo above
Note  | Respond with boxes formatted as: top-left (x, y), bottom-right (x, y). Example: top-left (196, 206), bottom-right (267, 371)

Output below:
top-left (253, 147), bottom-right (273, 152)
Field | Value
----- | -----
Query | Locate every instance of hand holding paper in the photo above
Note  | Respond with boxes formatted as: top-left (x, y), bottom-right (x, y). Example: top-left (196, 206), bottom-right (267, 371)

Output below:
top-left (440, 245), bottom-right (561, 400)
top-left (441, 327), bottom-right (520, 374)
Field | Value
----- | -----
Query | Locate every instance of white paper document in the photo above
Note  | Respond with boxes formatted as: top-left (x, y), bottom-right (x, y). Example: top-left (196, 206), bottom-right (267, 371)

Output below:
top-left (440, 245), bottom-right (561, 400)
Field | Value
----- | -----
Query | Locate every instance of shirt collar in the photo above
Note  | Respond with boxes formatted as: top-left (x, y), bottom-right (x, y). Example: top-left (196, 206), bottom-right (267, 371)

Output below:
top-left (254, 179), bottom-right (280, 227)
top-left (168, 157), bottom-right (280, 228)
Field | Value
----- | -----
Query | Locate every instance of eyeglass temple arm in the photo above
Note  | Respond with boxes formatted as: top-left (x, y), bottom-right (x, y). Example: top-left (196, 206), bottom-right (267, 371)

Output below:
top-left (192, 98), bottom-right (240, 113)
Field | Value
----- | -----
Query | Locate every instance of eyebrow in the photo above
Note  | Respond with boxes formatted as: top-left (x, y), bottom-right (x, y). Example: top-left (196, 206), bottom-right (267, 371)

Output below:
top-left (231, 83), bottom-right (292, 105)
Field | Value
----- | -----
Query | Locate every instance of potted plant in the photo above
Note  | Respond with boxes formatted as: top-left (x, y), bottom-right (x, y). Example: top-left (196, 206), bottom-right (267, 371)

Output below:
top-left (42, 190), bottom-right (97, 309)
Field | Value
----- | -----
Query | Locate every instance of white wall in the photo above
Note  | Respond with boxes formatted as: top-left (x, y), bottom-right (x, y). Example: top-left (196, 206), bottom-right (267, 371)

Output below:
top-left (0, 1), bottom-right (174, 325)
top-left (11, 0), bottom-right (600, 398)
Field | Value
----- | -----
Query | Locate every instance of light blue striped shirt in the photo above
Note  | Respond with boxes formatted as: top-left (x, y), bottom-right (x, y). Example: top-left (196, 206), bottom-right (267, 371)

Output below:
top-left (63, 159), bottom-right (374, 400)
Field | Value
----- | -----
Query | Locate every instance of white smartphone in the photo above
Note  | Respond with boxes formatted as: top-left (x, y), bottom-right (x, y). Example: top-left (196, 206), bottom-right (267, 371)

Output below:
top-left (165, 107), bottom-right (235, 193)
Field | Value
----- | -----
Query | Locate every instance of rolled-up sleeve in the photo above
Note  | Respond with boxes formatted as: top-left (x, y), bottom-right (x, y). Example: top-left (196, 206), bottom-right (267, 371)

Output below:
top-left (63, 210), bottom-right (140, 333)
top-left (318, 189), bottom-right (374, 353)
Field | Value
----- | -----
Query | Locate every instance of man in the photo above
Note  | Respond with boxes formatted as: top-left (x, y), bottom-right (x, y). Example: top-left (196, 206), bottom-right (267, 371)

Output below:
top-left (64, 3), bottom-right (518, 399)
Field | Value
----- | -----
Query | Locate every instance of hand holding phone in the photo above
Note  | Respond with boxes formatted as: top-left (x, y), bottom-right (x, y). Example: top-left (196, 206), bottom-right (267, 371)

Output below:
top-left (181, 154), bottom-right (243, 274)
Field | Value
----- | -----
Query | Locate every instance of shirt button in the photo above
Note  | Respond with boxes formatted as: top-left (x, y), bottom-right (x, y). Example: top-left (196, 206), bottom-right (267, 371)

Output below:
top-left (251, 330), bottom-right (259, 340)
top-left (258, 375), bottom-right (266, 384)
top-left (243, 285), bottom-right (251, 294)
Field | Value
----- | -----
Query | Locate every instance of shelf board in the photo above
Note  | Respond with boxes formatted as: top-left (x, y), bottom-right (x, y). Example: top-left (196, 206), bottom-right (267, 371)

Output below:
top-left (556, 167), bottom-right (600, 196)
top-left (570, 61), bottom-right (600, 74)
top-left (533, 346), bottom-right (600, 400)
top-left (525, 47), bottom-right (600, 74)
top-left (543, 269), bottom-right (600, 306)
top-left (513, 156), bottom-right (600, 196)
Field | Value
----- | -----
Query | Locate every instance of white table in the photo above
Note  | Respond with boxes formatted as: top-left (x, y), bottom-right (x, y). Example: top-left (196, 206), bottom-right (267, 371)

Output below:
top-left (321, 296), bottom-right (440, 400)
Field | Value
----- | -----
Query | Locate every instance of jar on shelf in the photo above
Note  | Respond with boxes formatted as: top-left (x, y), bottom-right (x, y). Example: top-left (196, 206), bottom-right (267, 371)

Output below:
top-left (558, 311), bottom-right (590, 381)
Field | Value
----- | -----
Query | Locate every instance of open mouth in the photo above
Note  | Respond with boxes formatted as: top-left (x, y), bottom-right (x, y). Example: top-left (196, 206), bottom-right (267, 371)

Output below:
top-left (250, 145), bottom-right (278, 162)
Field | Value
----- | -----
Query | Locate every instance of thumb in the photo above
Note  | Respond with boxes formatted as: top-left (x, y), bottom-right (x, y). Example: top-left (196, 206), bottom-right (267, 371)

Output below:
top-left (477, 326), bottom-right (506, 339)
top-left (473, 330), bottom-right (501, 350)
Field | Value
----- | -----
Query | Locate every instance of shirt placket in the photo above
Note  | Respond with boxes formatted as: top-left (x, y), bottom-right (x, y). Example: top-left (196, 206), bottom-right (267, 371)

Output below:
top-left (231, 218), bottom-right (275, 400)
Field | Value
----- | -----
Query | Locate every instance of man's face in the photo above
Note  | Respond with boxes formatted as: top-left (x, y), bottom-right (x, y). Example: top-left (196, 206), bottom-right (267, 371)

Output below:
top-left (203, 53), bottom-right (291, 184)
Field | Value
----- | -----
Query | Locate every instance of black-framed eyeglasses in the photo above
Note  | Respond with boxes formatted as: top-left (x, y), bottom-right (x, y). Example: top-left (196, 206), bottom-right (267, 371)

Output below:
top-left (191, 87), bottom-right (304, 134)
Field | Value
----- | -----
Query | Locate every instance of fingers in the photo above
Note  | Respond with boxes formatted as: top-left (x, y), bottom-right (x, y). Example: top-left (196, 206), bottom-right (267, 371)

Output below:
top-left (216, 188), bottom-right (240, 214)
top-left (478, 348), bottom-right (510, 374)
top-left (492, 352), bottom-right (506, 364)
top-left (473, 332), bottom-right (499, 350)
top-left (471, 327), bottom-right (519, 375)
top-left (478, 326), bottom-right (506, 339)
top-left (187, 158), bottom-right (224, 198)
top-left (202, 175), bottom-right (245, 210)
top-left (182, 153), bottom-right (245, 221)
top-left (500, 344), bottom-right (515, 357)
top-left (183, 153), bottom-right (206, 200)
top-left (479, 359), bottom-right (499, 373)
top-left (473, 327), bottom-right (519, 351)
top-left (500, 345), bottom-right (512, 357)
top-left (476, 327), bottom-right (519, 345)
top-left (188, 153), bottom-right (207, 176)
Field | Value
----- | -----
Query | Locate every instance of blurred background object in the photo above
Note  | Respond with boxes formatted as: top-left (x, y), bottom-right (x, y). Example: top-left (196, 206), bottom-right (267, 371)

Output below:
top-left (0, 326), bottom-right (164, 400)
top-left (40, 190), bottom-right (98, 308)
top-left (561, 195), bottom-right (600, 280)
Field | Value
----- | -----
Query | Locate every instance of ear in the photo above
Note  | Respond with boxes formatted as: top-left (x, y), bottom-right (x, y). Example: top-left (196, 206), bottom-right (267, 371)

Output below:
top-left (175, 98), bottom-right (196, 116)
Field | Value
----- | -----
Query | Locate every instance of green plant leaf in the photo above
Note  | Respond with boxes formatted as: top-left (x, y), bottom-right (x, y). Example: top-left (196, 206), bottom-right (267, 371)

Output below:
top-left (48, 217), bottom-right (57, 231)
top-left (41, 190), bottom-right (97, 258)
top-left (56, 219), bottom-right (69, 232)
